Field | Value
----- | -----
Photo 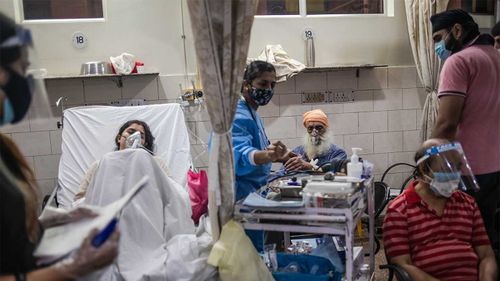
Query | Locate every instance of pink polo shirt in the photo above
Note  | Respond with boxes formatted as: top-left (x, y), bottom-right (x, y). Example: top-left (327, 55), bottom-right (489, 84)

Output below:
top-left (438, 43), bottom-right (500, 175)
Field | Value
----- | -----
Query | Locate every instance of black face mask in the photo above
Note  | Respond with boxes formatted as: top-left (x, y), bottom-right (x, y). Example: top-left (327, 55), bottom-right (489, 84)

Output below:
top-left (1, 67), bottom-right (33, 123)
top-left (249, 87), bottom-right (274, 106)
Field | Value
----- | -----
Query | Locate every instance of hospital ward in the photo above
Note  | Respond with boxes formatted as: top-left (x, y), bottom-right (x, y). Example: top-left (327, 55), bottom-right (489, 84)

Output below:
top-left (1, 0), bottom-right (500, 280)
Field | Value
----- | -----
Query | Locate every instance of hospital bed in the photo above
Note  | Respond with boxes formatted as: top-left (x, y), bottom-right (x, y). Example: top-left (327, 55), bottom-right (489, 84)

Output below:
top-left (48, 104), bottom-right (219, 281)
top-left (54, 103), bottom-right (192, 209)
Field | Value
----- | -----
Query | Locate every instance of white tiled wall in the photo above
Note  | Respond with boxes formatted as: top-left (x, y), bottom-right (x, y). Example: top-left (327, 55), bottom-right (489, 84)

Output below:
top-left (264, 66), bottom-right (424, 192)
top-left (1, 66), bottom-right (425, 202)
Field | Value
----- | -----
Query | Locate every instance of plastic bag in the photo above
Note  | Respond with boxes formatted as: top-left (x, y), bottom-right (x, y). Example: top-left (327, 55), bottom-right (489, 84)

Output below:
top-left (109, 53), bottom-right (135, 75)
top-left (311, 235), bottom-right (345, 273)
top-left (187, 169), bottom-right (208, 224)
top-left (207, 220), bottom-right (274, 281)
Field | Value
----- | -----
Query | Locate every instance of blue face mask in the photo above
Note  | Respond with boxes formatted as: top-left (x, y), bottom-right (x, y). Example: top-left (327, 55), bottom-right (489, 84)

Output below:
top-left (429, 171), bottom-right (461, 198)
top-left (250, 87), bottom-right (274, 106)
top-left (435, 41), bottom-right (451, 61)
top-left (435, 33), bottom-right (452, 61)
top-left (1, 67), bottom-right (34, 124)
top-left (433, 171), bottom-right (461, 182)
top-left (1, 97), bottom-right (15, 125)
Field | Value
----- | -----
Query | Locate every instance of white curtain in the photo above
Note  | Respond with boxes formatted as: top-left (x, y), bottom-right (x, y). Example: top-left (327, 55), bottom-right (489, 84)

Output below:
top-left (497, 0), bottom-right (500, 21)
top-left (187, 0), bottom-right (258, 240)
top-left (404, 0), bottom-right (449, 142)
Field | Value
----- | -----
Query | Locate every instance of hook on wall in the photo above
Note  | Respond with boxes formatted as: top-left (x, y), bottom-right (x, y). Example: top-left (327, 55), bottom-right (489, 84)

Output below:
top-left (109, 76), bottom-right (124, 88)
top-left (56, 96), bottom-right (68, 129)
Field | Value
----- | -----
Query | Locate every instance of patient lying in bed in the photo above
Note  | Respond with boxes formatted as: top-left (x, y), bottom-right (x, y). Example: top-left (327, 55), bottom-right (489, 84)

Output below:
top-left (73, 120), bottom-right (198, 280)
top-left (74, 120), bottom-right (169, 201)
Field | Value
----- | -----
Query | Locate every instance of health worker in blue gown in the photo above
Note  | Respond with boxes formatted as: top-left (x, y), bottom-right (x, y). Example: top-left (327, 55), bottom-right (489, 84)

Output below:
top-left (232, 60), bottom-right (290, 201)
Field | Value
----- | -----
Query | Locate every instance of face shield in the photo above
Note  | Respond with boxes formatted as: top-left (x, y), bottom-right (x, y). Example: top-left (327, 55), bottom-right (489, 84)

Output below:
top-left (1, 26), bottom-right (52, 126)
top-left (416, 142), bottom-right (480, 197)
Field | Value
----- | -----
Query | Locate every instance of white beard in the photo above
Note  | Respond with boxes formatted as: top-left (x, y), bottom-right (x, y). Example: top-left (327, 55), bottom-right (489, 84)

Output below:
top-left (303, 132), bottom-right (332, 160)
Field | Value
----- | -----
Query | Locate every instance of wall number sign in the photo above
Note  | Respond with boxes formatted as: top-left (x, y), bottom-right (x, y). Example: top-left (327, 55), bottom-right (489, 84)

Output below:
top-left (303, 27), bottom-right (314, 40)
top-left (72, 32), bottom-right (88, 49)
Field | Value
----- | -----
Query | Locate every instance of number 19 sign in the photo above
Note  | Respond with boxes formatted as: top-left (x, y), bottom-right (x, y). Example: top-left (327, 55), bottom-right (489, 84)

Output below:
top-left (303, 27), bottom-right (314, 40)
top-left (72, 32), bottom-right (88, 49)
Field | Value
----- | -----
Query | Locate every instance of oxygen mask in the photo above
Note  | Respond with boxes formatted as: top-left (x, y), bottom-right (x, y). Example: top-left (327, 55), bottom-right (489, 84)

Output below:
top-left (125, 131), bottom-right (141, 149)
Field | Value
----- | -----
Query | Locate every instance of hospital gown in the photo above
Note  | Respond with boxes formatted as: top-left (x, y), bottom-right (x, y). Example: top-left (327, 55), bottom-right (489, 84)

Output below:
top-left (232, 99), bottom-right (271, 201)
top-left (269, 144), bottom-right (347, 182)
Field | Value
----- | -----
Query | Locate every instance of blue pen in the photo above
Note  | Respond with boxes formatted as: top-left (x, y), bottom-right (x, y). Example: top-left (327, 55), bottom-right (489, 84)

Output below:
top-left (92, 218), bottom-right (118, 248)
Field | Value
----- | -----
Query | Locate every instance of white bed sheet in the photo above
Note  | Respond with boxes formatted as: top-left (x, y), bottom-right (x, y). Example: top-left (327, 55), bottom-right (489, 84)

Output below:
top-left (81, 149), bottom-right (196, 281)
top-left (56, 104), bottom-right (191, 209)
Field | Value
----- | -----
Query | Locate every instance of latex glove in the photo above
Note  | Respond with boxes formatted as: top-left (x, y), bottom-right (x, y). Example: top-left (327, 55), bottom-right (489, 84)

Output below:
top-left (39, 206), bottom-right (99, 228)
top-left (284, 156), bottom-right (313, 172)
top-left (54, 228), bottom-right (119, 278)
top-left (266, 141), bottom-right (288, 162)
top-left (277, 150), bottom-right (297, 163)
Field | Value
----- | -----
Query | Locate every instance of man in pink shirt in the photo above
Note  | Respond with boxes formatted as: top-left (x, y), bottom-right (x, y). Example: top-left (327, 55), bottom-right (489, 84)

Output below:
top-left (431, 9), bottom-right (500, 265)
top-left (492, 21), bottom-right (500, 49)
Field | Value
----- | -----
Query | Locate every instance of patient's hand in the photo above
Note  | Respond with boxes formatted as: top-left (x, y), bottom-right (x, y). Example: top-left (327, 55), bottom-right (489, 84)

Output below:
top-left (284, 157), bottom-right (313, 171)
top-left (39, 205), bottom-right (99, 228)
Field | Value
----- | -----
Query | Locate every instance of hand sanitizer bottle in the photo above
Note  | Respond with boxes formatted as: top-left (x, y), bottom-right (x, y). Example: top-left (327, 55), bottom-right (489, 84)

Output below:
top-left (347, 148), bottom-right (363, 179)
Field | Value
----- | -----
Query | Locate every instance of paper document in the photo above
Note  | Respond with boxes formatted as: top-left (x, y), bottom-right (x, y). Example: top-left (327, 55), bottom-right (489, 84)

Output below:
top-left (34, 176), bottom-right (148, 264)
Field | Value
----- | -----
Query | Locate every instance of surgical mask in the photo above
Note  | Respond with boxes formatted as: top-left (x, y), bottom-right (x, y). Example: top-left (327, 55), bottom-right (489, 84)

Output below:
top-left (429, 171), bottom-right (461, 198)
top-left (250, 87), bottom-right (274, 106)
top-left (1, 97), bottom-right (14, 125)
top-left (435, 40), bottom-right (452, 61)
top-left (125, 131), bottom-right (142, 149)
top-left (1, 67), bottom-right (33, 124)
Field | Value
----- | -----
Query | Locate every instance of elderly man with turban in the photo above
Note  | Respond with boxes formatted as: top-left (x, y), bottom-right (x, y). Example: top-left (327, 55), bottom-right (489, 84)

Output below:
top-left (269, 109), bottom-right (346, 181)
top-left (430, 9), bottom-right (500, 263)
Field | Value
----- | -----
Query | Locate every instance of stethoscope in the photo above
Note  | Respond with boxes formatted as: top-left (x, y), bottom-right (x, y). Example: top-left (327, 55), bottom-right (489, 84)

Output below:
top-left (243, 98), bottom-right (270, 149)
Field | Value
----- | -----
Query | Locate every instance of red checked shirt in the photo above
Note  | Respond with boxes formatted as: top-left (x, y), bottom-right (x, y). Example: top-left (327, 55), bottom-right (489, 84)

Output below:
top-left (383, 181), bottom-right (490, 281)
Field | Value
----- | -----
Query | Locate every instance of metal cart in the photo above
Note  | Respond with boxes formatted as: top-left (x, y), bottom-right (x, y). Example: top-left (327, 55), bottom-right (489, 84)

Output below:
top-left (234, 176), bottom-right (375, 281)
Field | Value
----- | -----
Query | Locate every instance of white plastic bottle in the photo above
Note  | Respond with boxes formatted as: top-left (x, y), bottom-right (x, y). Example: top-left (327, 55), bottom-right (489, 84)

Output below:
top-left (347, 148), bottom-right (363, 179)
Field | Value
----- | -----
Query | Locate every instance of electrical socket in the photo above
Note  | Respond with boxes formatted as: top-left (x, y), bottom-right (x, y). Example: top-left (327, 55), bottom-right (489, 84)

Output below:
top-left (330, 90), bottom-right (354, 103)
top-left (301, 89), bottom-right (354, 104)
top-left (302, 91), bottom-right (327, 104)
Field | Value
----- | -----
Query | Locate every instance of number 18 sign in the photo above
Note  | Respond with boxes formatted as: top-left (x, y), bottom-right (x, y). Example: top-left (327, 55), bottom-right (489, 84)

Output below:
top-left (72, 32), bottom-right (88, 49)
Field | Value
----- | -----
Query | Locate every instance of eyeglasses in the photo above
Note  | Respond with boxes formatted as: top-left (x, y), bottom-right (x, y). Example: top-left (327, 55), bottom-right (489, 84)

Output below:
top-left (307, 125), bottom-right (325, 132)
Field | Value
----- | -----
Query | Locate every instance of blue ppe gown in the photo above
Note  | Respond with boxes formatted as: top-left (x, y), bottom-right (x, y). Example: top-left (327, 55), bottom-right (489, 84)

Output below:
top-left (232, 99), bottom-right (271, 201)
top-left (232, 99), bottom-right (271, 252)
